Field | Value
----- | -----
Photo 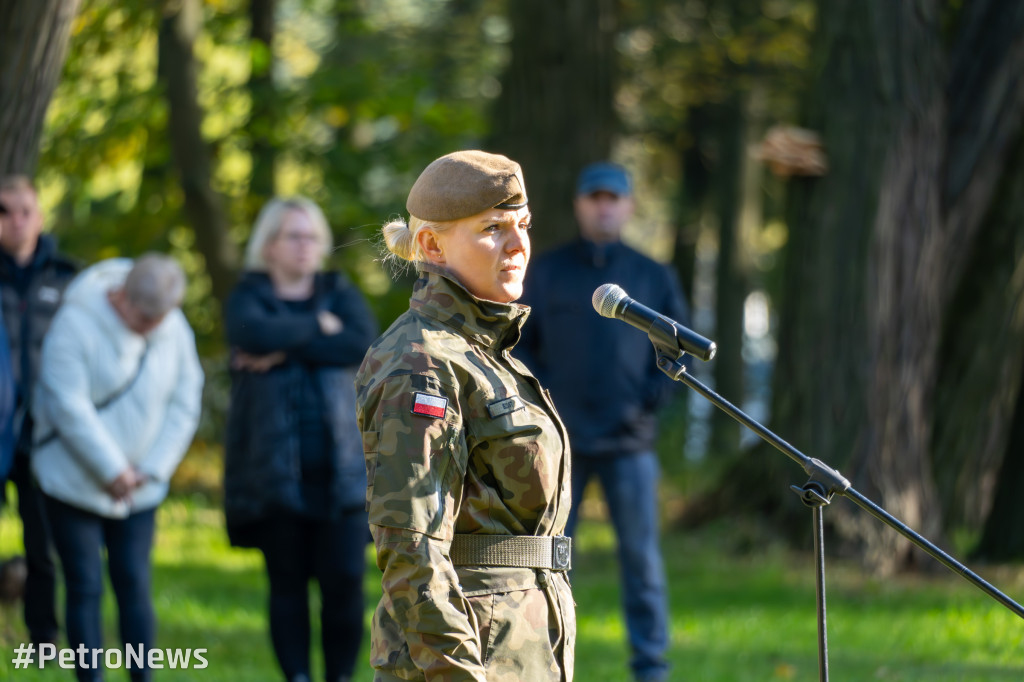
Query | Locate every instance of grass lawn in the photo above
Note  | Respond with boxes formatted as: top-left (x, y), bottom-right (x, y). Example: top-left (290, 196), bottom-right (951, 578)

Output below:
top-left (2, 495), bottom-right (1022, 681)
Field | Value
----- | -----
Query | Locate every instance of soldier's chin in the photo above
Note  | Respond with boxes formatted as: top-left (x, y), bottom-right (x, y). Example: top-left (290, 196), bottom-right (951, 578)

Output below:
top-left (498, 282), bottom-right (524, 303)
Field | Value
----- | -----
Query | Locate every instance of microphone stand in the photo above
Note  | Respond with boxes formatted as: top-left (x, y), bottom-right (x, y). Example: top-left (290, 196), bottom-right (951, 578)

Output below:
top-left (647, 322), bottom-right (1024, 682)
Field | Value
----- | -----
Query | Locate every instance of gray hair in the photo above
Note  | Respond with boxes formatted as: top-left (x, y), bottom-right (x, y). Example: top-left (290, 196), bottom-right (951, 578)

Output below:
top-left (124, 253), bottom-right (186, 318)
top-left (244, 197), bottom-right (333, 271)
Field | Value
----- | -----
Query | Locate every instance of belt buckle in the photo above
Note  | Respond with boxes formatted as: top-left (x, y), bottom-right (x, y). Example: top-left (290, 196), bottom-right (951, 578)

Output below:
top-left (551, 535), bottom-right (571, 571)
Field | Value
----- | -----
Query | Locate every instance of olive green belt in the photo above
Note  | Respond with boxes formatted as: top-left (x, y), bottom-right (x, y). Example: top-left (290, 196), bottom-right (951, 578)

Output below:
top-left (449, 534), bottom-right (572, 571)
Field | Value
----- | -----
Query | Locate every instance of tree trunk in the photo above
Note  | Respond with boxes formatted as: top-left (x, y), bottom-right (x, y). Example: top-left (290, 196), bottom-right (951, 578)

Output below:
top-left (0, 0), bottom-right (81, 175)
top-left (671, 113), bottom-right (710, 309)
top-left (974, 366), bottom-right (1024, 561)
top-left (852, 2), bottom-right (948, 573)
top-left (937, 133), bottom-right (1024, 541)
top-left (158, 0), bottom-right (238, 303)
top-left (931, 2), bottom-right (1024, 535)
top-left (488, 0), bottom-right (618, 252)
top-left (247, 0), bottom-right (277, 221)
top-left (709, 94), bottom-right (748, 456)
top-left (768, 2), bottom-right (890, 500)
top-left (776, 0), bottom-right (943, 574)
top-left (772, 0), bottom-right (1024, 574)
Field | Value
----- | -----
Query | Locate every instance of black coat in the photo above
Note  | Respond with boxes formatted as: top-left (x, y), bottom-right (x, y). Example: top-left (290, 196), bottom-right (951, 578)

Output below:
top-left (222, 271), bottom-right (377, 546)
top-left (0, 317), bottom-right (13, 482)
top-left (0, 234), bottom-right (79, 459)
top-left (517, 239), bottom-right (689, 456)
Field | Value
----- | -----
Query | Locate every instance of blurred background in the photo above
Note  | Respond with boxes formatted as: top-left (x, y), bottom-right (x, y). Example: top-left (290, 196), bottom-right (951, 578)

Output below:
top-left (2, 0), bottom-right (1024, 576)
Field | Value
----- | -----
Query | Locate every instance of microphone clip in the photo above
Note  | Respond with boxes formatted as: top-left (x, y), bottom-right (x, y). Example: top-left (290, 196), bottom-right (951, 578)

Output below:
top-left (650, 317), bottom-right (689, 381)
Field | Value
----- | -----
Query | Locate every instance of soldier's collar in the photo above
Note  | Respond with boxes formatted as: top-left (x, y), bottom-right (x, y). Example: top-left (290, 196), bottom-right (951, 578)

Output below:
top-left (412, 264), bottom-right (529, 351)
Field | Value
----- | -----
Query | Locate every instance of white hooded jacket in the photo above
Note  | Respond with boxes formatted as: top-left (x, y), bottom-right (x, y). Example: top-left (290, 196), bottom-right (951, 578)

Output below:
top-left (32, 258), bottom-right (204, 518)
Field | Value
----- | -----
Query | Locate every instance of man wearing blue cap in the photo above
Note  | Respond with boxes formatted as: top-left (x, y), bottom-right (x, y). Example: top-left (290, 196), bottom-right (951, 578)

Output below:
top-left (518, 162), bottom-right (687, 682)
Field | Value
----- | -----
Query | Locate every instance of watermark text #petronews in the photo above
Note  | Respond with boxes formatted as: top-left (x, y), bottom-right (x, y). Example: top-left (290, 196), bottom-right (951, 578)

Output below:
top-left (12, 643), bottom-right (208, 670)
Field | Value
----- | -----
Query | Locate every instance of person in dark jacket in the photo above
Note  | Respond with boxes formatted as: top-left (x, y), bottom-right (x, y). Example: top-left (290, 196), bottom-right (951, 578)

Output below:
top-left (223, 197), bottom-right (377, 682)
top-left (0, 310), bottom-right (12, 485)
top-left (517, 162), bottom-right (688, 682)
top-left (0, 174), bottom-right (78, 647)
top-left (0, 205), bottom-right (14, 484)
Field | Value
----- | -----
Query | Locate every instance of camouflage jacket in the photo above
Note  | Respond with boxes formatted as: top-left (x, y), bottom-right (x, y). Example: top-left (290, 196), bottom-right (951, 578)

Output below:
top-left (355, 265), bottom-right (574, 681)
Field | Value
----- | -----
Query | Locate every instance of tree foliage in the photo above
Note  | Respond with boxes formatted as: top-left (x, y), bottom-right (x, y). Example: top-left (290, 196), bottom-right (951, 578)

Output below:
top-left (32, 0), bottom-right (511, 346)
top-left (7, 0), bottom-right (1024, 569)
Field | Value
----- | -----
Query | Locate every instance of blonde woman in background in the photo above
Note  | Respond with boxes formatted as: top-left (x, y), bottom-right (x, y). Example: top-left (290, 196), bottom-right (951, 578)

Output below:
top-left (223, 197), bottom-right (377, 682)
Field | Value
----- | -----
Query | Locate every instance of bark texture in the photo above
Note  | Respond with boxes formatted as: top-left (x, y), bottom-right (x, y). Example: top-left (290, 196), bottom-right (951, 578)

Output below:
top-left (0, 0), bottom-right (82, 175)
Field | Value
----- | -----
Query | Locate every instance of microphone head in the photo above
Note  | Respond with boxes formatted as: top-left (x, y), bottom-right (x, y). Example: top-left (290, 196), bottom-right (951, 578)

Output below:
top-left (592, 283), bottom-right (628, 318)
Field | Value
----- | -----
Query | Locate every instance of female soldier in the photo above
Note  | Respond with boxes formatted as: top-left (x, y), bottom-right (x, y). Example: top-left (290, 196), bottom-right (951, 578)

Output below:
top-left (355, 150), bottom-right (575, 681)
top-left (223, 197), bottom-right (377, 682)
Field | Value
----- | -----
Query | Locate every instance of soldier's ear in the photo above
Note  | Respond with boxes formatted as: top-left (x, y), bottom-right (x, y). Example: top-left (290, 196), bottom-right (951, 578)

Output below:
top-left (417, 227), bottom-right (446, 265)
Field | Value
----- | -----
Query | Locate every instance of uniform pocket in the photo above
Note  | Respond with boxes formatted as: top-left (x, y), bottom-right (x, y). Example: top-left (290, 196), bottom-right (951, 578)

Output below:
top-left (361, 429), bottom-right (379, 512)
top-left (466, 593), bottom-right (496, 666)
top-left (481, 588), bottom-right (560, 679)
top-left (368, 602), bottom-right (416, 676)
top-left (466, 391), bottom-right (552, 450)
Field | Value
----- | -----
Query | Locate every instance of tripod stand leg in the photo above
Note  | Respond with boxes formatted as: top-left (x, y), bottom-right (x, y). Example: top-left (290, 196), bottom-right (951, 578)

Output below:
top-left (814, 505), bottom-right (829, 682)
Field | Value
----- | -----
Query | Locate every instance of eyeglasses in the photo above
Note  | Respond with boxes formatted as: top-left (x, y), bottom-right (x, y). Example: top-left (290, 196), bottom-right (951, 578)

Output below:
top-left (277, 231), bottom-right (321, 245)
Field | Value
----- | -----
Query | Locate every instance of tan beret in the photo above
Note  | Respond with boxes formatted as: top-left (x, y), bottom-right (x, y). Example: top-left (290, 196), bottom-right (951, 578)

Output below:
top-left (406, 150), bottom-right (528, 222)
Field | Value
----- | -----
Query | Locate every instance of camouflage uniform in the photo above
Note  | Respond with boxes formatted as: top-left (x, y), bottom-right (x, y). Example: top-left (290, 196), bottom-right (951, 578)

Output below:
top-left (355, 265), bottom-right (575, 681)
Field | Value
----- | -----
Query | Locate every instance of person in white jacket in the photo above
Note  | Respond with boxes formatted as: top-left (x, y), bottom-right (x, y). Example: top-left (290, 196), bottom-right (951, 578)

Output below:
top-left (32, 254), bottom-right (204, 682)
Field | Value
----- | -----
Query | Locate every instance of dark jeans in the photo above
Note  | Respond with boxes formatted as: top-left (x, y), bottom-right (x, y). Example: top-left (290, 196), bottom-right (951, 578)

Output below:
top-left (567, 451), bottom-right (670, 682)
top-left (45, 495), bottom-right (157, 682)
top-left (256, 510), bottom-right (368, 682)
top-left (10, 456), bottom-right (60, 644)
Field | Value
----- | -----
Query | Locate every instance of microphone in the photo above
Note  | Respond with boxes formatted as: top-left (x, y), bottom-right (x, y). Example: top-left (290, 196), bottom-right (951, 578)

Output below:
top-left (592, 283), bottom-right (717, 361)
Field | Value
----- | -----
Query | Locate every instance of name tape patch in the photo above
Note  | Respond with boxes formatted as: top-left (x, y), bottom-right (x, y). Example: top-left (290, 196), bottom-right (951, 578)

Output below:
top-left (487, 395), bottom-right (525, 419)
top-left (411, 392), bottom-right (448, 419)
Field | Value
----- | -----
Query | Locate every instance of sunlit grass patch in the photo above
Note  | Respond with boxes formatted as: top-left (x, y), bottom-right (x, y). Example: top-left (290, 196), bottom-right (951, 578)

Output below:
top-left (2, 496), bottom-right (1022, 681)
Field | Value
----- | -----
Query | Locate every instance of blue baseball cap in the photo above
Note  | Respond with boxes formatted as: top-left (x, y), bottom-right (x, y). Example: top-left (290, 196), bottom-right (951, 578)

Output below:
top-left (576, 162), bottom-right (632, 197)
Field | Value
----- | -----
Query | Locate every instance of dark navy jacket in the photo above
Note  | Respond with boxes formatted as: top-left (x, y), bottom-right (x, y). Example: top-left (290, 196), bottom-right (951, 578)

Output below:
top-left (222, 270), bottom-right (377, 546)
top-left (517, 239), bottom-right (689, 456)
top-left (0, 234), bottom-right (79, 460)
top-left (0, 312), bottom-right (14, 483)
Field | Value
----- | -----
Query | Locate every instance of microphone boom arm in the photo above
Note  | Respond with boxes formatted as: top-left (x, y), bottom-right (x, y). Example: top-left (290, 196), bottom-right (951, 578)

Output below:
top-left (652, 343), bottom-right (1024, 681)
top-left (655, 348), bottom-right (1024, 617)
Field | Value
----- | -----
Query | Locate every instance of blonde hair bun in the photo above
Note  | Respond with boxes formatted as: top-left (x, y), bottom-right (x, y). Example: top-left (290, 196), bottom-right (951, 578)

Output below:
top-left (382, 218), bottom-right (415, 262)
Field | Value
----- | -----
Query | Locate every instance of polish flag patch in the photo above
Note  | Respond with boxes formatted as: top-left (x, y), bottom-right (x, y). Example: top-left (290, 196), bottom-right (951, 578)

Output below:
top-left (411, 392), bottom-right (448, 419)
